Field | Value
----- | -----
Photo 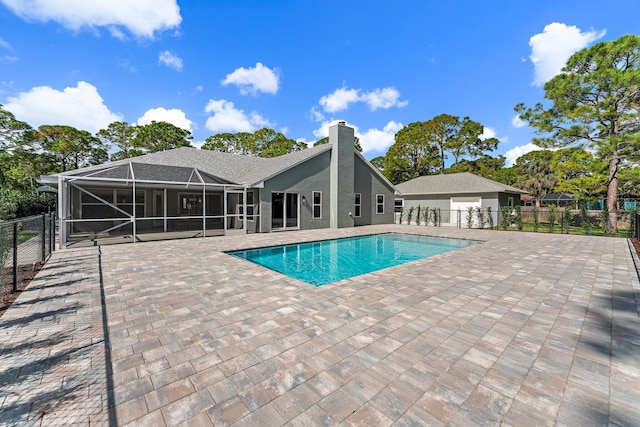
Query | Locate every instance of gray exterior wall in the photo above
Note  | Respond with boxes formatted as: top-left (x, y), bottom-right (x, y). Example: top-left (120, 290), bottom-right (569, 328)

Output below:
top-left (259, 150), bottom-right (332, 233)
top-left (329, 123), bottom-right (355, 228)
top-left (397, 192), bottom-right (521, 225)
top-left (353, 155), bottom-right (395, 226)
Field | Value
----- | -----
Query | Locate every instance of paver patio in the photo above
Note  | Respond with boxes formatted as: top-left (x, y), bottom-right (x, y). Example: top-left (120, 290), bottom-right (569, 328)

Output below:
top-left (1, 225), bottom-right (639, 426)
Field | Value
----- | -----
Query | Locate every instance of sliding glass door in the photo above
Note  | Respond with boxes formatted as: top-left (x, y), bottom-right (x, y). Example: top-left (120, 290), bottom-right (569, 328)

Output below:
top-left (271, 192), bottom-right (299, 230)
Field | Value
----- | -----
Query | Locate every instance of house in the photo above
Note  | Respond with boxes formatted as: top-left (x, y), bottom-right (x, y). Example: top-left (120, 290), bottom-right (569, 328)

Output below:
top-left (395, 172), bottom-right (527, 226)
top-left (41, 122), bottom-right (397, 246)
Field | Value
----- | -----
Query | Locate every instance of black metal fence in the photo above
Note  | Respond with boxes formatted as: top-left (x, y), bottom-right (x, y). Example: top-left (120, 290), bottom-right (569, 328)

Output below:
top-left (0, 213), bottom-right (55, 299)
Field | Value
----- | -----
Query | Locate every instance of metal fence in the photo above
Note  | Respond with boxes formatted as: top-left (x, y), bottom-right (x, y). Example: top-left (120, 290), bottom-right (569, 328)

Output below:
top-left (0, 213), bottom-right (55, 300)
top-left (397, 206), bottom-right (638, 236)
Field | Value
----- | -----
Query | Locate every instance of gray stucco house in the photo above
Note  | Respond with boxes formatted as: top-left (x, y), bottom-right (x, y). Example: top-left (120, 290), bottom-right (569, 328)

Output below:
top-left (42, 122), bottom-right (397, 246)
top-left (395, 172), bottom-right (526, 226)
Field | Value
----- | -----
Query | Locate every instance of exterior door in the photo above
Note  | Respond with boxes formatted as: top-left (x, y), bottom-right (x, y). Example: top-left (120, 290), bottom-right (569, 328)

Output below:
top-left (272, 192), bottom-right (299, 230)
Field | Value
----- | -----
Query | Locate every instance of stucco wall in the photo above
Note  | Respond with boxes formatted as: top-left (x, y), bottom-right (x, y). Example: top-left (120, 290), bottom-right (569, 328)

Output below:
top-left (353, 155), bottom-right (395, 226)
top-left (260, 150), bottom-right (332, 232)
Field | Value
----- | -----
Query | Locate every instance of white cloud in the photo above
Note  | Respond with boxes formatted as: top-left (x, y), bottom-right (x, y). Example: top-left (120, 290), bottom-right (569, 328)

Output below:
top-left (222, 62), bottom-right (279, 95)
top-left (4, 81), bottom-right (122, 133)
top-left (204, 99), bottom-right (272, 133)
top-left (136, 107), bottom-right (192, 131)
top-left (309, 106), bottom-right (325, 122)
top-left (0, 37), bottom-right (12, 50)
top-left (158, 50), bottom-right (183, 71)
top-left (0, 0), bottom-right (182, 38)
top-left (312, 119), bottom-right (403, 155)
top-left (504, 143), bottom-right (543, 167)
top-left (319, 88), bottom-right (361, 113)
top-left (0, 55), bottom-right (18, 63)
top-left (511, 115), bottom-right (526, 128)
top-left (358, 121), bottom-right (404, 153)
top-left (529, 22), bottom-right (605, 86)
top-left (318, 86), bottom-right (408, 113)
top-left (361, 88), bottom-right (408, 111)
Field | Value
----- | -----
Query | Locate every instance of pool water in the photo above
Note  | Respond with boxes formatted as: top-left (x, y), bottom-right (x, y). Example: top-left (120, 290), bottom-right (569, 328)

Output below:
top-left (227, 233), bottom-right (477, 286)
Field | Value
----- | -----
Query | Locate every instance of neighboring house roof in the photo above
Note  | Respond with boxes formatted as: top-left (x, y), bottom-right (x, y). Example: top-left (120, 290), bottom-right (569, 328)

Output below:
top-left (395, 172), bottom-right (526, 195)
top-left (51, 145), bottom-right (332, 186)
top-left (541, 193), bottom-right (576, 202)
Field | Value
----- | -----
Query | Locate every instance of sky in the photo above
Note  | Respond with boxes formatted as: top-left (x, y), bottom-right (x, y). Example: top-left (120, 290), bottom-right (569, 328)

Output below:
top-left (1, 0), bottom-right (638, 166)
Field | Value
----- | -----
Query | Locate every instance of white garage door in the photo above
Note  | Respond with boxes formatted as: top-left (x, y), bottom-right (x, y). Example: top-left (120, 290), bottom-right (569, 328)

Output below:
top-left (450, 197), bottom-right (481, 227)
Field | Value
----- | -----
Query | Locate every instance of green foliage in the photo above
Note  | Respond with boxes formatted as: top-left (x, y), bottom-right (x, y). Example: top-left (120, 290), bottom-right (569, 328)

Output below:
top-left (500, 206), bottom-right (510, 230)
top-left (407, 206), bottom-right (415, 225)
top-left (476, 207), bottom-right (485, 229)
top-left (383, 122), bottom-right (440, 184)
top-left (515, 35), bottom-right (640, 232)
top-left (415, 205), bottom-right (421, 225)
top-left (369, 156), bottom-right (385, 171)
top-left (134, 121), bottom-right (192, 153)
top-left (580, 202), bottom-right (591, 235)
top-left (548, 206), bottom-right (556, 233)
top-left (97, 121), bottom-right (138, 161)
top-left (431, 208), bottom-right (439, 226)
top-left (562, 206), bottom-right (571, 234)
top-left (601, 205), bottom-right (610, 236)
top-left (203, 128), bottom-right (304, 158)
top-left (628, 208), bottom-right (637, 238)
top-left (514, 205), bottom-right (523, 231)
top-left (466, 206), bottom-right (474, 228)
top-left (532, 206), bottom-right (539, 232)
top-left (446, 155), bottom-right (508, 182)
top-left (0, 189), bottom-right (55, 221)
top-left (516, 150), bottom-right (556, 206)
top-left (487, 206), bottom-right (494, 229)
top-left (398, 208), bottom-right (404, 224)
top-left (313, 135), bottom-right (362, 152)
top-left (36, 125), bottom-right (106, 172)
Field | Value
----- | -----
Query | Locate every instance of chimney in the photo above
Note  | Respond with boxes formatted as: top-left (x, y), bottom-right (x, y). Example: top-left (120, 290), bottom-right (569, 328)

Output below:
top-left (329, 121), bottom-right (355, 228)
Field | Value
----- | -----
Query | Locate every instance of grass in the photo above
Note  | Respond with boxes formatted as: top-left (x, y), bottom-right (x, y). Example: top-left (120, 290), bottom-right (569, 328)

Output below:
top-left (493, 223), bottom-right (630, 238)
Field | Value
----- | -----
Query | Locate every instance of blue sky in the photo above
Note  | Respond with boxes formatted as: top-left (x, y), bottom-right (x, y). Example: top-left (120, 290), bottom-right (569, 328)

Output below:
top-left (1, 1), bottom-right (638, 166)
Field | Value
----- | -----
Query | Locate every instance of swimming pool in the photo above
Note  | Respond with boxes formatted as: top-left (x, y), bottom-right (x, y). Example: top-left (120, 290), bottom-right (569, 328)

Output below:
top-left (227, 233), bottom-right (477, 286)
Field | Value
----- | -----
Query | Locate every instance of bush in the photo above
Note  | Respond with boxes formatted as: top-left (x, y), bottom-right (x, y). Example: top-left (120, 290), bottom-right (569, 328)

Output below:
top-left (602, 205), bottom-right (610, 236)
top-left (562, 206), bottom-right (571, 233)
top-left (407, 206), bottom-right (415, 225)
top-left (515, 205), bottom-right (523, 231)
top-left (580, 202), bottom-right (591, 235)
top-left (500, 206), bottom-right (509, 230)
top-left (398, 208), bottom-right (404, 224)
top-left (487, 206), bottom-right (494, 229)
top-left (466, 206), bottom-right (474, 228)
top-left (548, 205), bottom-right (556, 233)
top-left (0, 189), bottom-right (55, 221)
top-left (476, 207), bottom-right (486, 229)
top-left (431, 208), bottom-right (439, 227)
top-left (532, 206), bottom-right (539, 232)
top-left (415, 205), bottom-right (422, 226)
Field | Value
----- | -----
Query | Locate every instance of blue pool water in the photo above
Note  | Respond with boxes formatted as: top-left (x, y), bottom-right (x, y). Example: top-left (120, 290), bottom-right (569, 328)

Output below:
top-left (227, 233), bottom-right (477, 286)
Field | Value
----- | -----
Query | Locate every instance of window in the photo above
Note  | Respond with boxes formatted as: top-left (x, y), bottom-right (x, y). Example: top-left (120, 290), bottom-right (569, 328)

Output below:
top-left (179, 193), bottom-right (203, 215)
top-left (376, 194), bottom-right (385, 214)
top-left (247, 192), bottom-right (255, 221)
top-left (354, 193), bottom-right (361, 217)
top-left (394, 198), bottom-right (404, 213)
top-left (312, 191), bottom-right (322, 219)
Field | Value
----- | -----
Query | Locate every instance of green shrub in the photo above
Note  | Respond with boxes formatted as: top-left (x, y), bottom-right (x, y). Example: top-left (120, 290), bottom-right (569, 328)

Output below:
top-left (398, 208), bottom-right (404, 224)
top-left (548, 206), bottom-right (556, 233)
top-left (407, 206), bottom-right (415, 225)
top-left (532, 206), bottom-right (539, 232)
top-left (486, 206), bottom-right (494, 229)
top-left (415, 205), bottom-right (421, 226)
top-left (515, 205), bottom-right (523, 231)
top-left (466, 206), bottom-right (474, 228)
top-left (476, 207), bottom-right (486, 229)
top-left (0, 189), bottom-right (55, 221)
top-left (500, 206), bottom-right (509, 230)
top-left (601, 204), bottom-right (610, 236)
top-left (431, 208), bottom-right (439, 227)
top-left (580, 202), bottom-right (591, 235)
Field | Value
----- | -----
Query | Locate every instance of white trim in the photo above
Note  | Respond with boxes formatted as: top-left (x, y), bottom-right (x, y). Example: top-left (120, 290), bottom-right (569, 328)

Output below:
top-left (376, 194), bottom-right (385, 214)
top-left (312, 191), bottom-right (322, 219)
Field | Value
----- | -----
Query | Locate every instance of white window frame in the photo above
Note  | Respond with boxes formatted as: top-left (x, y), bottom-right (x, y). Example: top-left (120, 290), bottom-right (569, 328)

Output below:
top-left (312, 191), bottom-right (322, 219)
top-left (354, 193), bottom-right (362, 218)
top-left (376, 194), bottom-right (385, 214)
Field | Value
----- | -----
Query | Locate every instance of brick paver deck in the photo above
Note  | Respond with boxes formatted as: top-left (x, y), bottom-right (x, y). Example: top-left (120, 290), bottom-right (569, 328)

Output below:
top-left (1, 225), bottom-right (639, 426)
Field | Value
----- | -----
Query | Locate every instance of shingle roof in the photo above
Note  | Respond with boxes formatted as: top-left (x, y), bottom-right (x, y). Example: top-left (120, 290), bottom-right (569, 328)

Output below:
top-left (56, 145), bottom-right (331, 186)
top-left (396, 172), bottom-right (526, 195)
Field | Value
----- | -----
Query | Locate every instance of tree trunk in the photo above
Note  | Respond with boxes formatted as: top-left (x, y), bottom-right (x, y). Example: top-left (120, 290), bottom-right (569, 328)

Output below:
top-left (607, 152), bottom-right (620, 232)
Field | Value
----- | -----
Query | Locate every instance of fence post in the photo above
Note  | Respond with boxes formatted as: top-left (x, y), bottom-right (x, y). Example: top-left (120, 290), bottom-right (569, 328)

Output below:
top-left (41, 213), bottom-right (46, 262)
top-left (637, 211), bottom-right (640, 241)
top-left (48, 214), bottom-right (53, 255)
top-left (12, 222), bottom-right (18, 293)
